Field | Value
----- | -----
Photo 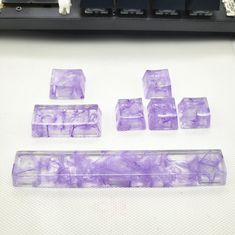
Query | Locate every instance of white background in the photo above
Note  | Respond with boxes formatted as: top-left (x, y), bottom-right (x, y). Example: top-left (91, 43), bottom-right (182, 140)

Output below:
top-left (0, 32), bottom-right (235, 235)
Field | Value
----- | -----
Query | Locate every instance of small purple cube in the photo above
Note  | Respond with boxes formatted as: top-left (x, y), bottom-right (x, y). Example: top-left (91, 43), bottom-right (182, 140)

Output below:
top-left (32, 104), bottom-right (101, 137)
top-left (147, 98), bottom-right (178, 130)
top-left (143, 69), bottom-right (172, 99)
top-left (178, 98), bottom-right (211, 129)
top-left (50, 69), bottom-right (86, 99)
top-left (116, 98), bottom-right (146, 131)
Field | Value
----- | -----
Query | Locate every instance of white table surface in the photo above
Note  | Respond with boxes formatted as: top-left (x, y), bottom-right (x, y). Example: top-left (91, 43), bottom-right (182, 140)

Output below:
top-left (0, 32), bottom-right (235, 235)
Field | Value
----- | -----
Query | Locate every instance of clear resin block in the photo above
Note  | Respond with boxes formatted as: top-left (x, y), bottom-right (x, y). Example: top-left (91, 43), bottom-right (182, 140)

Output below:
top-left (148, 98), bottom-right (178, 130)
top-left (178, 98), bottom-right (211, 129)
top-left (12, 150), bottom-right (226, 188)
top-left (50, 69), bottom-right (86, 99)
top-left (116, 98), bottom-right (146, 131)
top-left (32, 105), bottom-right (101, 137)
top-left (143, 69), bottom-right (172, 99)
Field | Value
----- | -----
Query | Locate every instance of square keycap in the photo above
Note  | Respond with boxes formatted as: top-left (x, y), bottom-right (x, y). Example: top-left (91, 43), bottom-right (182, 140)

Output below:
top-left (116, 98), bottom-right (146, 131)
top-left (50, 69), bottom-right (85, 99)
top-left (143, 69), bottom-right (172, 99)
top-left (178, 97), bottom-right (211, 129)
top-left (148, 98), bottom-right (178, 130)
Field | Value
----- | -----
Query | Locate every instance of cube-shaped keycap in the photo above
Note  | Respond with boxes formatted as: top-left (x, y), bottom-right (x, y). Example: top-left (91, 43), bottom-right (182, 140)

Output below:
top-left (148, 98), bottom-right (178, 130)
top-left (178, 98), bottom-right (211, 129)
top-left (143, 69), bottom-right (172, 99)
top-left (116, 98), bottom-right (146, 131)
top-left (32, 104), bottom-right (101, 137)
top-left (50, 69), bottom-right (85, 99)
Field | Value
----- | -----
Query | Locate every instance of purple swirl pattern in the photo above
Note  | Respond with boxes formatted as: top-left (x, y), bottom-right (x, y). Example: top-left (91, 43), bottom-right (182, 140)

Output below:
top-left (50, 69), bottom-right (86, 99)
top-left (178, 97), bottom-right (211, 129)
top-left (116, 98), bottom-right (146, 131)
top-left (12, 150), bottom-right (226, 188)
top-left (32, 104), bottom-right (102, 137)
top-left (148, 98), bottom-right (178, 130)
top-left (143, 69), bottom-right (172, 99)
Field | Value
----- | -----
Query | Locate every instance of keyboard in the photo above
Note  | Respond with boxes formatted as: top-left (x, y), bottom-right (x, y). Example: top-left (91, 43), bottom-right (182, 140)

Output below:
top-left (0, 0), bottom-right (234, 33)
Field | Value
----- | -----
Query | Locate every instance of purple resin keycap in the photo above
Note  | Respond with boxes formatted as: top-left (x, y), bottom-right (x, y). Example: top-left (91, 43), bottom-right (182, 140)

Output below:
top-left (116, 98), bottom-right (146, 131)
top-left (50, 69), bottom-right (86, 99)
top-left (32, 105), bottom-right (102, 137)
top-left (148, 98), bottom-right (178, 130)
top-left (12, 150), bottom-right (226, 188)
top-left (178, 98), bottom-right (211, 129)
top-left (143, 69), bottom-right (172, 99)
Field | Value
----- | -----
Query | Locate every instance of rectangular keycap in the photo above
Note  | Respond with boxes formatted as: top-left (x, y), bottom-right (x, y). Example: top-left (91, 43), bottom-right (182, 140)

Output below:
top-left (32, 105), bottom-right (102, 137)
top-left (12, 150), bottom-right (226, 188)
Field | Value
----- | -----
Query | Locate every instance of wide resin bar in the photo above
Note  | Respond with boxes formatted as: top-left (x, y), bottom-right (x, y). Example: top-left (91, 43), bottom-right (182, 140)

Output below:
top-left (32, 104), bottom-right (102, 137)
top-left (12, 150), bottom-right (226, 188)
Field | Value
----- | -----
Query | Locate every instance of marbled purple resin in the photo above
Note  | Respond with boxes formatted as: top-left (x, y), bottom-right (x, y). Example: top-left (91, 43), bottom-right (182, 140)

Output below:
top-left (12, 150), bottom-right (226, 188)
top-left (178, 98), bottom-right (211, 129)
top-left (116, 98), bottom-right (146, 131)
top-left (143, 69), bottom-right (172, 99)
top-left (32, 105), bottom-right (101, 137)
top-left (50, 69), bottom-right (86, 99)
top-left (148, 98), bottom-right (178, 130)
